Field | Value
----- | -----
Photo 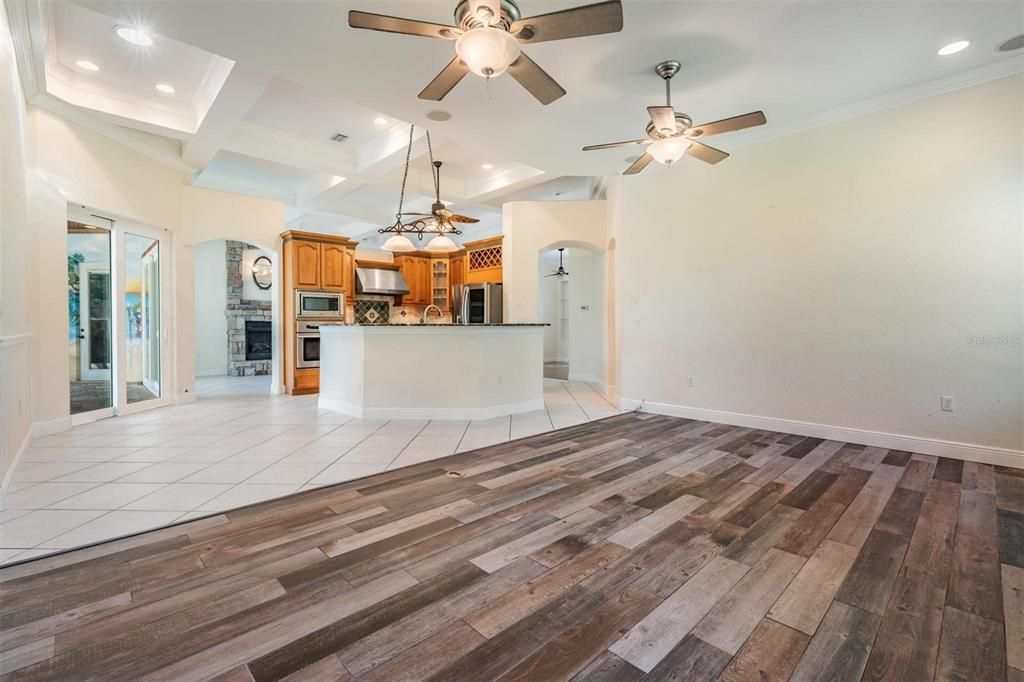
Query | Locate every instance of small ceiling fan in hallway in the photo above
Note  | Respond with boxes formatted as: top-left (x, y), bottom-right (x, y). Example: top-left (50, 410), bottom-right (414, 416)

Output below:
top-left (546, 248), bottom-right (569, 279)
top-left (583, 60), bottom-right (767, 174)
top-left (348, 0), bottom-right (623, 104)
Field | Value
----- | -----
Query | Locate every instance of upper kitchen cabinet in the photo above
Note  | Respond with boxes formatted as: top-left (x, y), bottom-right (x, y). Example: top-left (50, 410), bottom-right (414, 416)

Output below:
top-left (281, 231), bottom-right (359, 297)
top-left (320, 242), bottom-right (347, 293)
top-left (394, 252), bottom-right (443, 306)
top-left (293, 240), bottom-right (321, 289)
top-left (464, 236), bottom-right (503, 284)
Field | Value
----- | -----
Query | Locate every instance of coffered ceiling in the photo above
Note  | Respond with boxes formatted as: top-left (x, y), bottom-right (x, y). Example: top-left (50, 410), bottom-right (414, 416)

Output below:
top-left (7, 0), bottom-right (1023, 246)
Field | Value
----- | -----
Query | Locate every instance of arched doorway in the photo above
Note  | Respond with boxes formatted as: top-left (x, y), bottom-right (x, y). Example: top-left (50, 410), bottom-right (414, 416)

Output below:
top-left (191, 238), bottom-right (281, 397)
top-left (536, 241), bottom-right (606, 387)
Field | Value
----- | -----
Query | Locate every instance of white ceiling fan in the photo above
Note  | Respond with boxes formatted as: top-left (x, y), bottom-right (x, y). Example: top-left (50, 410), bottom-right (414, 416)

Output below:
top-left (349, 0), bottom-right (623, 105)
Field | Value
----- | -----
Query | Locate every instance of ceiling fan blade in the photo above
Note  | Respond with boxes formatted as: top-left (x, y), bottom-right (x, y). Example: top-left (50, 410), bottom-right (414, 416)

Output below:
top-left (510, 0), bottom-right (623, 44)
top-left (468, 0), bottom-right (501, 25)
top-left (686, 140), bottom-right (729, 164)
top-left (348, 11), bottom-right (461, 39)
top-left (623, 153), bottom-right (653, 175)
top-left (506, 52), bottom-right (566, 105)
top-left (582, 139), bottom-right (652, 152)
top-left (688, 111), bottom-right (766, 138)
top-left (648, 106), bottom-right (677, 135)
top-left (449, 215), bottom-right (481, 224)
top-left (418, 57), bottom-right (471, 100)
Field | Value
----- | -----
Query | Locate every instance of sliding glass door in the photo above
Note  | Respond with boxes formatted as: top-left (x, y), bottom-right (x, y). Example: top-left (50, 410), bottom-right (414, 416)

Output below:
top-left (68, 222), bottom-right (113, 417)
top-left (67, 214), bottom-right (169, 422)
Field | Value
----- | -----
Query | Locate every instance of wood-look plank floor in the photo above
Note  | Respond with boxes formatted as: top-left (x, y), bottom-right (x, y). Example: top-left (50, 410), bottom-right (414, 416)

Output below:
top-left (1, 413), bottom-right (1019, 681)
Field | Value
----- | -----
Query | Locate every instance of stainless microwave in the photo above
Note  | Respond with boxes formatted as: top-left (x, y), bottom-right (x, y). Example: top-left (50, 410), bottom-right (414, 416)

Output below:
top-left (295, 290), bottom-right (344, 319)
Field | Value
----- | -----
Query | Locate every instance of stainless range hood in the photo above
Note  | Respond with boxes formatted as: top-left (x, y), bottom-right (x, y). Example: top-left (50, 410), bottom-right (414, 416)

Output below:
top-left (356, 266), bottom-right (409, 296)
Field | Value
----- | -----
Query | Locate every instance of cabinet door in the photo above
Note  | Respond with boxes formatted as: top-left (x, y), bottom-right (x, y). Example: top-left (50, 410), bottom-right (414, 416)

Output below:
top-left (396, 257), bottom-right (416, 306)
top-left (420, 258), bottom-right (432, 304)
top-left (343, 249), bottom-right (355, 297)
top-left (293, 241), bottom-right (320, 289)
top-left (320, 243), bottom-right (346, 292)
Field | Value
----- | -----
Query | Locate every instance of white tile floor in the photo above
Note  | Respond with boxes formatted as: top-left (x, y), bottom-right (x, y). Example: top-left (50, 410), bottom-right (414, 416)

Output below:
top-left (0, 375), bottom-right (619, 565)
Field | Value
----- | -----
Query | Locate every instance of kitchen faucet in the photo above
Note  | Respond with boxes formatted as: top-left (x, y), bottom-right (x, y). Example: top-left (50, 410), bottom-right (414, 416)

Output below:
top-left (421, 304), bottom-right (443, 324)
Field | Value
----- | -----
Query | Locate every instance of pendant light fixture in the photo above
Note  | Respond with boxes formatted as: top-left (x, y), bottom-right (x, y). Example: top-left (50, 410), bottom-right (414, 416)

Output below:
top-left (379, 125), bottom-right (471, 253)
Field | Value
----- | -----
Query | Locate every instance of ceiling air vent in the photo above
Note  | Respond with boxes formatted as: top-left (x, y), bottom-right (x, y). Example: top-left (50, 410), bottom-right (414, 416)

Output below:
top-left (997, 34), bottom-right (1024, 52)
top-left (331, 133), bottom-right (349, 142)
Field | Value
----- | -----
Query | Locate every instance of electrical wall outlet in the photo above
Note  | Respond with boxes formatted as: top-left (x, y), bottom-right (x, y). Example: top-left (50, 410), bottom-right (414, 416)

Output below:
top-left (941, 395), bottom-right (955, 412)
top-left (687, 376), bottom-right (695, 387)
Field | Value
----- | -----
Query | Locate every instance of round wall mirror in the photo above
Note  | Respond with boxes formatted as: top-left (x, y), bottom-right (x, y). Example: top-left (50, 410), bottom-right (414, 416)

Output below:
top-left (252, 255), bottom-right (272, 290)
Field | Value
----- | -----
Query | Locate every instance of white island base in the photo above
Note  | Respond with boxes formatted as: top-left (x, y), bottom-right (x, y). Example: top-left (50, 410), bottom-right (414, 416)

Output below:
top-left (317, 324), bottom-right (546, 420)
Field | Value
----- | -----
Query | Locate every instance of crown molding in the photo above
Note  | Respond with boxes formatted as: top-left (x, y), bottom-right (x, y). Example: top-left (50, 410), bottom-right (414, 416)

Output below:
top-left (721, 55), bottom-right (1024, 151)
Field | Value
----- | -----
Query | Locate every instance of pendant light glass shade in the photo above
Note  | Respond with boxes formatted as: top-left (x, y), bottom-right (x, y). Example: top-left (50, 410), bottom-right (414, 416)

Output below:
top-left (649, 137), bottom-right (692, 165)
top-left (455, 27), bottom-right (521, 77)
top-left (382, 234), bottom-right (416, 252)
top-left (425, 235), bottom-right (458, 252)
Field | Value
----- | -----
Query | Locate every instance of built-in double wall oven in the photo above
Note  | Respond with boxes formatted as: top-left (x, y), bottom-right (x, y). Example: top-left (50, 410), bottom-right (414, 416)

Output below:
top-left (295, 321), bottom-right (322, 368)
top-left (295, 291), bottom-right (344, 369)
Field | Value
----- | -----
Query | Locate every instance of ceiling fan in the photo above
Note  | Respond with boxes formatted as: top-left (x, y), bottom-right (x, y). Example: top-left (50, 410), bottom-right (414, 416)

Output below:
top-left (583, 60), bottom-right (767, 174)
top-left (349, 0), bottom-right (623, 105)
top-left (401, 161), bottom-right (481, 233)
top-left (546, 248), bottom-right (569, 279)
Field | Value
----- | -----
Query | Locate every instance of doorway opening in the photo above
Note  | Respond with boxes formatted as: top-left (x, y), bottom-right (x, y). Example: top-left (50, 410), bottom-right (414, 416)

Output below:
top-left (67, 208), bottom-right (169, 421)
top-left (538, 245), bottom-right (605, 385)
top-left (193, 239), bottom-right (278, 397)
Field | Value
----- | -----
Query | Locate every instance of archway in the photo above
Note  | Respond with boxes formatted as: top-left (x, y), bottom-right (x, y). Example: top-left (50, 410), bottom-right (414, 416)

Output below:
top-left (189, 237), bottom-right (282, 397)
top-left (536, 240), bottom-right (606, 388)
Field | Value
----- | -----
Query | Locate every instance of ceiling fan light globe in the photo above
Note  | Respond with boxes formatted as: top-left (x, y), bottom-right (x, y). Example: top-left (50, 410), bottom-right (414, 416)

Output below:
top-left (455, 27), bottom-right (521, 78)
top-left (382, 234), bottom-right (416, 252)
top-left (649, 137), bottom-right (692, 165)
top-left (425, 235), bottom-right (459, 252)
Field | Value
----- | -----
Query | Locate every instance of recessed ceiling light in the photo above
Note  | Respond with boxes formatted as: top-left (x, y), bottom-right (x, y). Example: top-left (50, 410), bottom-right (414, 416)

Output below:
top-left (481, 163), bottom-right (493, 170)
top-left (155, 83), bottom-right (175, 94)
top-left (374, 116), bottom-right (388, 125)
top-left (937, 40), bottom-right (970, 56)
top-left (115, 25), bottom-right (154, 46)
top-left (76, 60), bottom-right (99, 71)
top-left (426, 110), bottom-right (452, 122)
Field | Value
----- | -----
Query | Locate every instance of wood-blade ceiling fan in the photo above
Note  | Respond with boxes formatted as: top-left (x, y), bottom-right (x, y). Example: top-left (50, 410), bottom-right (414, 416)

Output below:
top-left (583, 61), bottom-right (767, 174)
top-left (349, 0), bottom-right (623, 104)
top-left (400, 161), bottom-right (481, 233)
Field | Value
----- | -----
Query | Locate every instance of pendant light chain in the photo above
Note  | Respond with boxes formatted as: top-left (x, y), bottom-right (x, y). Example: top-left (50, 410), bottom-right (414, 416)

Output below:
top-left (426, 130), bottom-right (441, 203)
top-left (395, 124), bottom-right (415, 223)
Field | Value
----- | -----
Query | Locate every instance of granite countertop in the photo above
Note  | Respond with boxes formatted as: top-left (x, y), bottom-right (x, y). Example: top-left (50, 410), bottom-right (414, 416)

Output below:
top-left (318, 322), bottom-right (550, 327)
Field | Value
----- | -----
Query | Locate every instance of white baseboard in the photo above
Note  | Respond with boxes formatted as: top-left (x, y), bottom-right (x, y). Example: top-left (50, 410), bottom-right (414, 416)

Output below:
top-left (619, 397), bottom-right (1024, 469)
top-left (318, 397), bottom-right (546, 421)
top-left (0, 428), bottom-right (32, 511)
top-left (31, 416), bottom-right (72, 438)
top-left (173, 392), bottom-right (198, 405)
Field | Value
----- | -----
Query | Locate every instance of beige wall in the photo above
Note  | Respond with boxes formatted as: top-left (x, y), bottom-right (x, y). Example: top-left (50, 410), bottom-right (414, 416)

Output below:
top-left (0, 0), bottom-right (33, 496)
top-left (501, 200), bottom-right (614, 388)
top-left (17, 106), bottom-right (284, 432)
top-left (609, 75), bottom-right (1024, 462)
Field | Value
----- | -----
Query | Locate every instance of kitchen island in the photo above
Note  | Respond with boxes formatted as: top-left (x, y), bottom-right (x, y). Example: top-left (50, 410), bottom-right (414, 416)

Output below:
top-left (318, 323), bottom-right (548, 420)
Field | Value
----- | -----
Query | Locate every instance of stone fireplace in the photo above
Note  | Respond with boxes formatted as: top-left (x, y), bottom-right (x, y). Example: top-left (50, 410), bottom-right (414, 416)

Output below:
top-left (225, 241), bottom-right (272, 376)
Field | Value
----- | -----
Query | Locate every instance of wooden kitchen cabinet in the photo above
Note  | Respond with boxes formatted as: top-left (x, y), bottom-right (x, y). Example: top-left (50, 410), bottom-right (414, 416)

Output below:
top-left (320, 242), bottom-right (347, 293)
top-left (292, 240), bottom-right (321, 289)
top-left (280, 230), bottom-right (358, 396)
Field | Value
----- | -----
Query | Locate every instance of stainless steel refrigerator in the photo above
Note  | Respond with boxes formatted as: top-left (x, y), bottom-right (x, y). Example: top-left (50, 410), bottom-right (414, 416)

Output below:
top-left (454, 283), bottom-right (503, 324)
